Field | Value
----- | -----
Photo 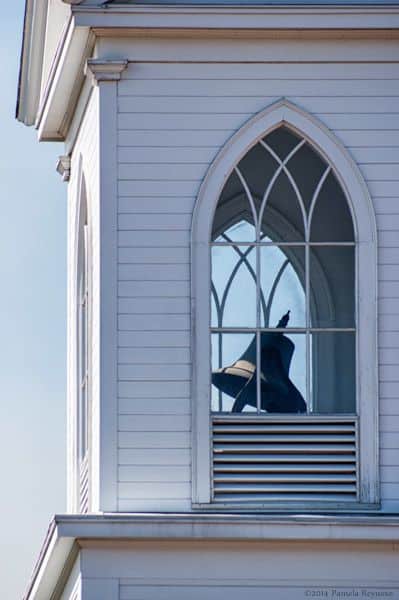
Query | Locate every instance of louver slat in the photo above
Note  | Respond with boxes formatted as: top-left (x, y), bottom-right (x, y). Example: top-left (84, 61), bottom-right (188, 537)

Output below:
top-left (79, 456), bottom-right (89, 514)
top-left (212, 416), bottom-right (358, 503)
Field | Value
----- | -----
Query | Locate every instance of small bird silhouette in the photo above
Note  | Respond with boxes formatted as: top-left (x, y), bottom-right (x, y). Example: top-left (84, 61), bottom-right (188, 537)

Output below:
top-left (277, 310), bottom-right (290, 328)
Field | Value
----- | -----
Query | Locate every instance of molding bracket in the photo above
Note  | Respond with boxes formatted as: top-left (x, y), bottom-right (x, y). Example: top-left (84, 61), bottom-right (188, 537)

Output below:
top-left (56, 155), bottom-right (71, 182)
top-left (85, 59), bottom-right (128, 85)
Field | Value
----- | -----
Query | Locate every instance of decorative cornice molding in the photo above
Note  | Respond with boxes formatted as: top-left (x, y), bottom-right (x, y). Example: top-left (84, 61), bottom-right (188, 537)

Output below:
top-left (85, 58), bottom-right (128, 85)
top-left (56, 155), bottom-right (71, 182)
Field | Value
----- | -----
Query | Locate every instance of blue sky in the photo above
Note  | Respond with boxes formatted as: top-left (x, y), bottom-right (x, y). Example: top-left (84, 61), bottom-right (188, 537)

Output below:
top-left (0, 4), bottom-right (66, 598)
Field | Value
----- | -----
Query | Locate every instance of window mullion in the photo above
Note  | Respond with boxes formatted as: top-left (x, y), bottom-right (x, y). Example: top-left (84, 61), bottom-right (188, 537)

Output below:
top-left (256, 241), bottom-right (261, 414)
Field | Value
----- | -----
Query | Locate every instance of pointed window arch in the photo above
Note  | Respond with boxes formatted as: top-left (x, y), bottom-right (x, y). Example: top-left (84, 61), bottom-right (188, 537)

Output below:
top-left (192, 101), bottom-right (378, 509)
top-left (75, 166), bottom-right (91, 513)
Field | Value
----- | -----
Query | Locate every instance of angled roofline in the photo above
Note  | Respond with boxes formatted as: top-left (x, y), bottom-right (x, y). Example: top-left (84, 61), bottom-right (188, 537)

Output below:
top-left (16, 0), bottom-right (49, 125)
top-left (17, 1), bottom-right (399, 137)
top-left (24, 513), bottom-right (399, 600)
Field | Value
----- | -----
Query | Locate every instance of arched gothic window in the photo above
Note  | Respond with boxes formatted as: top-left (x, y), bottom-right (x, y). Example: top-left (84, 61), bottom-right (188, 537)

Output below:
top-left (211, 126), bottom-right (355, 416)
top-left (192, 101), bottom-right (378, 509)
top-left (76, 173), bottom-right (90, 512)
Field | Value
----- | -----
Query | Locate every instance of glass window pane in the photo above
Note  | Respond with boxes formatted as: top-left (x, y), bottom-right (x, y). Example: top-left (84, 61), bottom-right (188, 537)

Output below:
top-left (212, 245), bottom-right (256, 327)
top-left (260, 246), bottom-right (306, 328)
top-left (259, 331), bottom-right (307, 414)
top-left (212, 333), bottom-right (255, 413)
top-left (310, 245), bottom-right (355, 328)
top-left (310, 332), bottom-right (356, 414)
top-left (259, 170), bottom-right (305, 242)
top-left (212, 332), bottom-right (307, 414)
top-left (212, 170), bottom-right (256, 242)
top-left (286, 141), bottom-right (328, 214)
top-left (310, 171), bottom-right (354, 242)
top-left (236, 142), bottom-right (277, 212)
top-left (262, 126), bottom-right (302, 162)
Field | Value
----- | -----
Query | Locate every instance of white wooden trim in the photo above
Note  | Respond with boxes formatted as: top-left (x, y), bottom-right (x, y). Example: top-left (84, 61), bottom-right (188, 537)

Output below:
top-left (68, 155), bottom-right (85, 513)
top-left (86, 59), bottom-right (128, 511)
top-left (73, 5), bottom-right (399, 31)
top-left (56, 155), bottom-right (71, 182)
top-left (81, 578), bottom-right (118, 600)
top-left (191, 98), bottom-right (378, 507)
top-left (24, 514), bottom-right (399, 600)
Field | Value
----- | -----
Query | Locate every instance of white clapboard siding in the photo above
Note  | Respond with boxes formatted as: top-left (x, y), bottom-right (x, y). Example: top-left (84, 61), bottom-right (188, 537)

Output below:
top-left (118, 315), bottom-right (189, 332)
top-left (374, 198), bottom-right (399, 215)
top-left (119, 231), bottom-right (190, 247)
top-left (118, 213), bottom-right (192, 230)
top-left (381, 449), bottom-right (399, 466)
top-left (380, 282), bottom-right (399, 298)
top-left (118, 498), bottom-right (192, 511)
top-left (119, 431), bottom-right (190, 449)
top-left (118, 381), bottom-right (190, 398)
top-left (347, 147), bottom-right (399, 163)
top-left (370, 185), bottom-right (399, 201)
top-left (119, 331), bottom-right (189, 349)
top-left (118, 347), bottom-right (190, 365)
top-left (122, 62), bottom-right (399, 81)
top-left (119, 398), bottom-right (190, 415)
top-left (119, 448), bottom-right (190, 465)
top-left (119, 415), bottom-right (190, 432)
top-left (378, 266), bottom-right (399, 281)
top-left (119, 112), bottom-right (399, 133)
top-left (118, 264), bottom-right (189, 282)
top-left (119, 180), bottom-right (200, 197)
top-left (119, 129), bottom-right (230, 148)
top-left (379, 333), bottom-right (399, 349)
top-left (119, 363), bottom-right (191, 381)
top-left (119, 95), bottom-right (399, 116)
top-left (119, 482), bottom-right (189, 499)
top-left (379, 234), bottom-right (399, 249)
top-left (119, 78), bottom-right (399, 97)
top-left (116, 59), bottom-right (399, 510)
top-left (118, 247), bottom-right (189, 264)
top-left (361, 164), bottom-right (399, 181)
top-left (118, 146), bottom-right (216, 163)
top-left (380, 399), bottom-right (399, 415)
top-left (381, 466), bottom-right (399, 482)
top-left (118, 298), bottom-right (189, 315)
top-left (380, 382), bottom-right (399, 398)
top-left (380, 433), bottom-right (399, 449)
top-left (119, 196), bottom-right (196, 214)
top-left (119, 465), bottom-right (191, 482)
top-left (118, 282), bottom-right (189, 299)
top-left (119, 162), bottom-right (206, 181)
top-left (379, 251), bottom-right (399, 268)
top-left (379, 348), bottom-right (399, 365)
top-left (379, 317), bottom-right (399, 333)
top-left (381, 415), bottom-right (399, 431)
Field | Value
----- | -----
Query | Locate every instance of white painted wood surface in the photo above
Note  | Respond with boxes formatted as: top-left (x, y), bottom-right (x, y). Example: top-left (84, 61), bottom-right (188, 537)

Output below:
top-left (113, 47), bottom-right (399, 511)
top-left (68, 90), bottom-right (99, 513)
top-left (77, 542), bottom-right (399, 599)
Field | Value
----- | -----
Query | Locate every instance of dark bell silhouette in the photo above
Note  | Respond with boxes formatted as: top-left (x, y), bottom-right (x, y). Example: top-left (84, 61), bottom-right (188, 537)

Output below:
top-left (212, 311), bottom-right (306, 413)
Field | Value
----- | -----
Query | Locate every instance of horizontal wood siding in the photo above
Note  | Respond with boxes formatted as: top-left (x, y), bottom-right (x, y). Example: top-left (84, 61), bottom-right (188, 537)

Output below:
top-left (116, 55), bottom-right (399, 511)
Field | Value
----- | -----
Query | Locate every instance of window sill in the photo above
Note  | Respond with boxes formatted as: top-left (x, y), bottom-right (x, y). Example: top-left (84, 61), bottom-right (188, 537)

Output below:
top-left (192, 501), bottom-right (380, 513)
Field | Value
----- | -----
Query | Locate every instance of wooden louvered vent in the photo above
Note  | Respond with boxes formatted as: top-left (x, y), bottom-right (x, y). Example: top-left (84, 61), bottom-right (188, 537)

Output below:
top-left (79, 455), bottom-right (89, 514)
top-left (212, 416), bottom-right (358, 505)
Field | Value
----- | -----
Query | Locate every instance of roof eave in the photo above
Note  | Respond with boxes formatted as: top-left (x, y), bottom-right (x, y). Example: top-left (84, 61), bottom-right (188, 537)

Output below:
top-left (24, 513), bottom-right (399, 600)
top-left (16, 0), bottom-right (49, 125)
top-left (35, 16), bottom-right (94, 141)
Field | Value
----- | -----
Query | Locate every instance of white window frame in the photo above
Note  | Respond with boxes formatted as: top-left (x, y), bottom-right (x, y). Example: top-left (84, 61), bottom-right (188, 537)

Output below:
top-left (72, 162), bottom-right (91, 512)
top-left (191, 99), bottom-right (378, 508)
